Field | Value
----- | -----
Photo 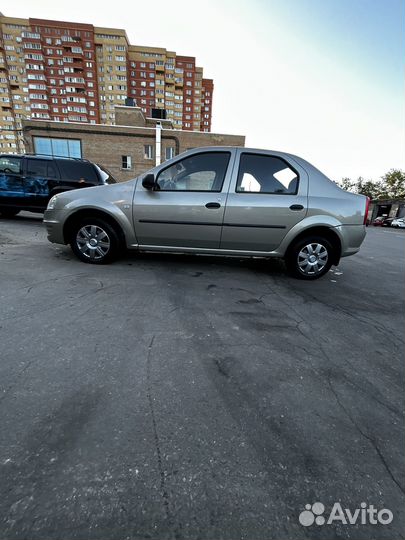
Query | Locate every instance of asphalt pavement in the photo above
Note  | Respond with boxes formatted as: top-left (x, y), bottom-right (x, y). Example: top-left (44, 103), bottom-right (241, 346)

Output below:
top-left (0, 214), bottom-right (404, 540)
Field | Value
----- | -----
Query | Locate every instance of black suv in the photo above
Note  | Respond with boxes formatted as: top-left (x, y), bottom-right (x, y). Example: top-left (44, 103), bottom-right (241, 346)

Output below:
top-left (0, 154), bottom-right (116, 217)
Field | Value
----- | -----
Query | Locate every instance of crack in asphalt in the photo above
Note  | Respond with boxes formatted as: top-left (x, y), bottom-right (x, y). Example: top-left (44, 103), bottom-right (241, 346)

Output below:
top-left (0, 272), bottom-right (87, 299)
top-left (0, 357), bottom-right (37, 407)
top-left (145, 335), bottom-right (172, 526)
top-left (292, 286), bottom-right (405, 348)
top-left (256, 273), bottom-right (405, 498)
top-left (327, 375), bottom-right (405, 498)
top-left (0, 282), bottom-right (111, 323)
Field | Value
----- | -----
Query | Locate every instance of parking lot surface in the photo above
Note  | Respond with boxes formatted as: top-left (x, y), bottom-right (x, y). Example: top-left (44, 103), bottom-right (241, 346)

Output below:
top-left (0, 214), bottom-right (404, 540)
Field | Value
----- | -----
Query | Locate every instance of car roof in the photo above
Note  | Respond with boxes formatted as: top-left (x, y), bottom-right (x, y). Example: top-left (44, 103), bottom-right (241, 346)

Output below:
top-left (0, 153), bottom-right (90, 163)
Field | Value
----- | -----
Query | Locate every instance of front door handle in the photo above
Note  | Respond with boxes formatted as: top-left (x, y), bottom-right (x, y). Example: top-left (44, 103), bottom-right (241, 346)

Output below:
top-left (289, 204), bottom-right (304, 211)
top-left (205, 202), bottom-right (221, 209)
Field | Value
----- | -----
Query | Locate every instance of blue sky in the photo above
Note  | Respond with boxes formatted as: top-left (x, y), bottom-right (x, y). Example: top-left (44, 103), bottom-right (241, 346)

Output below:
top-left (267, 0), bottom-right (403, 96)
top-left (6, 0), bottom-right (405, 180)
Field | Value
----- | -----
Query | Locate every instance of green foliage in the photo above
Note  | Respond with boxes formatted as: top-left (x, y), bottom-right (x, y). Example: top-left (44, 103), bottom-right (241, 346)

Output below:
top-left (338, 169), bottom-right (405, 200)
top-left (381, 169), bottom-right (405, 199)
top-left (340, 177), bottom-right (356, 192)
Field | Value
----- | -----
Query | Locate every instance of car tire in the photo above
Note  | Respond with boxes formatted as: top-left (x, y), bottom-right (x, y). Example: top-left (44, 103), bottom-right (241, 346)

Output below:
top-left (69, 217), bottom-right (121, 264)
top-left (285, 236), bottom-right (334, 280)
top-left (0, 208), bottom-right (20, 218)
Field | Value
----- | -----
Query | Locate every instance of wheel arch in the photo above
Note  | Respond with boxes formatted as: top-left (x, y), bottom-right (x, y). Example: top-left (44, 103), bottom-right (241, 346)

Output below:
top-left (286, 226), bottom-right (342, 266)
top-left (63, 208), bottom-right (126, 246)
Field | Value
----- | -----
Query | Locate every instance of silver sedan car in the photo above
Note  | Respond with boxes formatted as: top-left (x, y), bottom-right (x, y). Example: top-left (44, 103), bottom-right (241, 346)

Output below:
top-left (44, 147), bottom-right (368, 280)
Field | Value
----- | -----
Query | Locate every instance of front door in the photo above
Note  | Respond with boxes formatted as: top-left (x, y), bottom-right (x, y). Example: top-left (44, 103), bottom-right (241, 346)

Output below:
top-left (0, 156), bottom-right (24, 207)
top-left (134, 150), bottom-right (235, 249)
top-left (221, 151), bottom-right (308, 252)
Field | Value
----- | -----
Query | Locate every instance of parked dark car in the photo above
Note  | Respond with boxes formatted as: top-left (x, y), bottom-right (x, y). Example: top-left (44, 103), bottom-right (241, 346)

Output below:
top-left (372, 216), bottom-right (395, 227)
top-left (0, 154), bottom-right (116, 217)
top-left (372, 216), bottom-right (386, 226)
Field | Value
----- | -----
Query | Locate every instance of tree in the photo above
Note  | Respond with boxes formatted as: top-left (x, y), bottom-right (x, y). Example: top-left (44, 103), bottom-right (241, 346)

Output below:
top-left (380, 169), bottom-right (405, 199)
top-left (339, 177), bottom-right (356, 192)
top-left (355, 177), bottom-right (382, 200)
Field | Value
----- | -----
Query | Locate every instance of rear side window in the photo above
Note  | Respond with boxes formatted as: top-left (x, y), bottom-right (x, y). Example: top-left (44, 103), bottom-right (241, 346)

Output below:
top-left (236, 154), bottom-right (299, 194)
top-left (26, 159), bottom-right (58, 178)
top-left (0, 156), bottom-right (21, 174)
top-left (57, 160), bottom-right (99, 182)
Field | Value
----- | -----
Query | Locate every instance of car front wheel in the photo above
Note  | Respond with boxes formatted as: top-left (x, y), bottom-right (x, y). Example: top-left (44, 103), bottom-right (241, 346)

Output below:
top-left (285, 236), bottom-right (334, 280)
top-left (69, 218), bottom-right (121, 264)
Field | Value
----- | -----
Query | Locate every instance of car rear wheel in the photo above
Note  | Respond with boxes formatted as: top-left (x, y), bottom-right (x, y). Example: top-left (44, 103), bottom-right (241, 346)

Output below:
top-left (69, 217), bottom-right (121, 264)
top-left (285, 236), bottom-right (334, 280)
top-left (0, 208), bottom-right (20, 218)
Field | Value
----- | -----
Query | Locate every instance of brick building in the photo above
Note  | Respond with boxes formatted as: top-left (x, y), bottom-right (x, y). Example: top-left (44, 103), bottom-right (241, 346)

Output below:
top-left (0, 13), bottom-right (214, 154)
top-left (22, 105), bottom-right (245, 182)
top-left (369, 199), bottom-right (405, 221)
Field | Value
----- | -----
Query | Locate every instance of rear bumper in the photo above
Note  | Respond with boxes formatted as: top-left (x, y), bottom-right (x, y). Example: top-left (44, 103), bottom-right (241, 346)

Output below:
top-left (43, 209), bottom-right (65, 244)
top-left (337, 224), bottom-right (366, 257)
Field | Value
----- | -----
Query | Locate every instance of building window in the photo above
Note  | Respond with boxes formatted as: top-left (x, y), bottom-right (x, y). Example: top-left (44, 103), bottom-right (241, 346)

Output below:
top-left (144, 145), bottom-right (154, 160)
top-left (33, 137), bottom-right (82, 158)
top-left (165, 147), bottom-right (175, 160)
top-left (122, 155), bottom-right (132, 169)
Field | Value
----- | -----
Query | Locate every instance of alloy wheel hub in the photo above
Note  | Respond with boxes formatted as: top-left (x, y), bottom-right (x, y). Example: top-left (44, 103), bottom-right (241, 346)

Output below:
top-left (297, 243), bottom-right (328, 275)
top-left (76, 225), bottom-right (111, 260)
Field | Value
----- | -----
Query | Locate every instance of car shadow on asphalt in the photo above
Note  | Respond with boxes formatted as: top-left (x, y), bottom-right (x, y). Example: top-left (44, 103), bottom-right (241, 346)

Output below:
top-left (0, 214), bottom-right (43, 223)
top-left (121, 249), bottom-right (289, 278)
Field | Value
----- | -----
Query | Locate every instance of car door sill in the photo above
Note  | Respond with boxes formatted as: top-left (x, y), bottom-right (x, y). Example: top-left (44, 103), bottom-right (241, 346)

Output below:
top-left (134, 244), bottom-right (280, 257)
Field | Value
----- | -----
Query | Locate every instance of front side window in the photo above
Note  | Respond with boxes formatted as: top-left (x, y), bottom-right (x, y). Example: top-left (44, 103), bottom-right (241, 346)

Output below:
top-left (0, 156), bottom-right (21, 174)
top-left (156, 152), bottom-right (230, 192)
top-left (236, 154), bottom-right (299, 194)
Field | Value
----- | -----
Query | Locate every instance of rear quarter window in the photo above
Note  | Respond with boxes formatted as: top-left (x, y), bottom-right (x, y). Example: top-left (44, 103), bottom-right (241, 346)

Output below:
top-left (57, 160), bottom-right (99, 182)
top-left (95, 164), bottom-right (117, 184)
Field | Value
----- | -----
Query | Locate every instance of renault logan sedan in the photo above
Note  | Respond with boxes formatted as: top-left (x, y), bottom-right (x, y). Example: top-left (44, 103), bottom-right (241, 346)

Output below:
top-left (44, 147), bottom-right (368, 280)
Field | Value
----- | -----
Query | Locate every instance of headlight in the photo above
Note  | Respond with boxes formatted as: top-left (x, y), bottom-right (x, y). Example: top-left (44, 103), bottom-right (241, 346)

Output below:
top-left (47, 195), bottom-right (59, 210)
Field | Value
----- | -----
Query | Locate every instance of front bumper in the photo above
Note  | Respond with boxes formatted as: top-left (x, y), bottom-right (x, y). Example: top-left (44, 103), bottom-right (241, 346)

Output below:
top-left (43, 209), bottom-right (66, 245)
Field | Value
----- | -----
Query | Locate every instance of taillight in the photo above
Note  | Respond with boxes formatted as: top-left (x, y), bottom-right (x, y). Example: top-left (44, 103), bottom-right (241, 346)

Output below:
top-left (364, 196), bottom-right (370, 225)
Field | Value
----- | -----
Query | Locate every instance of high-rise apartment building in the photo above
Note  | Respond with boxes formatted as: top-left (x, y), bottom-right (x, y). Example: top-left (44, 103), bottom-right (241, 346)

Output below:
top-left (0, 14), bottom-right (214, 153)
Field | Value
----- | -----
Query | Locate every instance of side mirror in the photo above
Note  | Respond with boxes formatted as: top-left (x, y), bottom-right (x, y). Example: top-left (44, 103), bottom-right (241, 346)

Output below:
top-left (142, 173), bottom-right (156, 190)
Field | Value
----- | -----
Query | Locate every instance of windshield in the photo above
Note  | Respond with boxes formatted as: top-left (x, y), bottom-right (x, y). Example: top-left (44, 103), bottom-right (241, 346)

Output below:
top-left (95, 163), bottom-right (117, 184)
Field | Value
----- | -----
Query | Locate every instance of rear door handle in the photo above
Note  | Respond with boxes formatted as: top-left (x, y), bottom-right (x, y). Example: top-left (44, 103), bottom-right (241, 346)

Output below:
top-left (289, 204), bottom-right (304, 211)
top-left (205, 202), bottom-right (221, 209)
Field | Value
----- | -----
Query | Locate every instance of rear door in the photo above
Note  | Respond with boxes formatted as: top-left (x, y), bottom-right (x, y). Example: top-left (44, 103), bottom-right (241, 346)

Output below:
top-left (134, 150), bottom-right (235, 249)
top-left (24, 158), bottom-right (59, 209)
top-left (220, 150), bottom-right (308, 252)
top-left (0, 156), bottom-right (24, 207)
